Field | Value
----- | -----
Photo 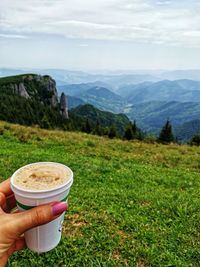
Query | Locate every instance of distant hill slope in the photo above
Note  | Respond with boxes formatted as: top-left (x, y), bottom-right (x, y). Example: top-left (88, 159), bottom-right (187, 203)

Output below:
top-left (0, 74), bottom-right (130, 135)
top-left (68, 96), bottom-right (85, 109)
top-left (126, 101), bottom-right (200, 136)
top-left (175, 120), bottom-right (200, 143)
top-left (57, 83), bottom-right (93, 96)
top-left (72, 104), bottom-right (130, 134)
top-left (120, 79), bottom-right (200, 103)
top-left (82, 87), bottom-right (122, 101)
top-left (58, 84), bottom-right (127, 113)
top-left (79, 87), bottom-right (126, 113)
top-left (57, 81), bottom-right (111, 96)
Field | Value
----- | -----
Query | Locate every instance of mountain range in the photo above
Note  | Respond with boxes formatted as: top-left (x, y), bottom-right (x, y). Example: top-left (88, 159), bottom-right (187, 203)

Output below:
top-left (119, 79), bottom-right (200, 103)
top-left (3, 68), bottom-right (200, 88)
top-left (60, 79), bottom-right (200, 142)
top-left (0, 74), bottom-right (129, 135)
top-left (1, 68), bottom-right (200, 142)
top-left (126, 101), bottom-right (200, 134)
top-left (59, 84), bottom-right (126, 113)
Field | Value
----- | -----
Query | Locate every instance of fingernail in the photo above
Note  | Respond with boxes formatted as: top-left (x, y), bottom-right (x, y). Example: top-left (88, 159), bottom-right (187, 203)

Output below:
top-left (52, 202), bottom-right (68, 216)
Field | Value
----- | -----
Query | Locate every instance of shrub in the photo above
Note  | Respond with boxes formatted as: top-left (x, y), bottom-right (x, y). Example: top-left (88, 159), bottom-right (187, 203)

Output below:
top-left (190, 134), bottom-right (200, 146)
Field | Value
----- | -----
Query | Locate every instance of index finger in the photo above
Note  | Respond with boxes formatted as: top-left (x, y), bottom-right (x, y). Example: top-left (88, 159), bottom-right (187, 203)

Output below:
top-left (0, 178), bottom-right (13, 196)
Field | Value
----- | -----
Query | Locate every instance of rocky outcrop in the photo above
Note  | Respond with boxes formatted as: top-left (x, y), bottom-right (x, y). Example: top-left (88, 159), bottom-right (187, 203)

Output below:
top-left (0, 74), bottom-right (69, 118)
top-left (42, 76), bottom-right (58, 107)
top-left (60, 92), bottom-right (68, 119)
top-left (18, 83), bottom-right (30, 98)
top-left (12, 83), bottom-right (29, 99)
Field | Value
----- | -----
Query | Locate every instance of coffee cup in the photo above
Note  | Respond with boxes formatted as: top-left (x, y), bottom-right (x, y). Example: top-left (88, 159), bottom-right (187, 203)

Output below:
top-left (10, 162), bottom-right (73, 253)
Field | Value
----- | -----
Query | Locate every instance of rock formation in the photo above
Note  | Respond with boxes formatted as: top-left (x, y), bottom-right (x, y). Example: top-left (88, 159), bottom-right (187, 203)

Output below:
top-left (18, 83), bottom-right (30, 98)
top-left (0, 74), bottom-right (67, 117)
top-left (12, 83), bottom-right (29, 99)
top-left (60, 92), bottom-right (69, 119)
top-left (42, 76), bottom-right (58, 107)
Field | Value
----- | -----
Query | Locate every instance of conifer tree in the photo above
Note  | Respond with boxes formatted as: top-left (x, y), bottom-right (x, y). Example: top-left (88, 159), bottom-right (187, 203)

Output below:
top-left (108, 125), bottom-right (117, 139)
top-left (132, 120), bottom-right (137, 137)
top-left (158, 120), bottom-right (175, 144)
top-left (191, 134), bottom-right (200, 146)
top-left (94, 121), bottom-right (103, 136)
top-left (124, 123), bottom-right (133, 140)
top-left (85, 119), bottom-right (92, 134)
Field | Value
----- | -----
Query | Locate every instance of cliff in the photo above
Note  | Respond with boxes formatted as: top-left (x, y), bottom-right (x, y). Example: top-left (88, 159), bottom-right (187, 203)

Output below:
top-left (0, 74), bottom-right (59, 107)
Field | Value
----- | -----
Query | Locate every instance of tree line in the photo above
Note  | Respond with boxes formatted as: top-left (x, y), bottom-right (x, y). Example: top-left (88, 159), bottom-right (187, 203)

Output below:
top-left (0, 91), bottom-right (200, 145)
top-left (82, 118), bottom-right (200, 146)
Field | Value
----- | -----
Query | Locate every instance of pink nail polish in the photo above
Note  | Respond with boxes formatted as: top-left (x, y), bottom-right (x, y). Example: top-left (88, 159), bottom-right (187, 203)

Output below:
top-left (52, 202), bottom-right (68, 216)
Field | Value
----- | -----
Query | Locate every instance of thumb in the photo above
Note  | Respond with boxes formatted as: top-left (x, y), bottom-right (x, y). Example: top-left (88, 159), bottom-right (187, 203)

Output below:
top-left (0, 192), bottom-right (6, 213)
top-left (10, 202), bottom-right (68, 236)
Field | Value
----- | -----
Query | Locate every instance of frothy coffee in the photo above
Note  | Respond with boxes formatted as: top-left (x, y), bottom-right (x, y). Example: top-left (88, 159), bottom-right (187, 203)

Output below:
top-left (14, 162), bottom-right (71, 190)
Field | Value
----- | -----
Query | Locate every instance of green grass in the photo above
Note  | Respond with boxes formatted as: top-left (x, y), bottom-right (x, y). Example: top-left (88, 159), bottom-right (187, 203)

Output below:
top-left (0, 122), bottom-right (199, 266)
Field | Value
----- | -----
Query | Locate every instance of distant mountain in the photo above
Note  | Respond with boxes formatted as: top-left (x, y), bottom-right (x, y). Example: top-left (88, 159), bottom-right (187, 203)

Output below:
top-left (117, 82), bottom-right (153, 97)
top-left (124, 79), bottom-right (200, 103)
top-left (0, 68), bottom-right (29, 78)
top-left (0, 68), bottom-right (159, 89)
top-left (68, 96), bottom-right (85, 109)
top-left (58, 84), bottom-right (127, 113)
top-left (175, 120), bottom-right (200, 143)
top-left (79, 87), bottom-right (126, 113)
top-left (126, 101), bottom-right (200, 136)
top-left (57, 83), bottom-right (92, 96)
top-left (160, 70), bottom-right (200, 81)
top-left (0, 73), bottom-right (130, 136)
top-left (72, 104), bottom-right (130, 134)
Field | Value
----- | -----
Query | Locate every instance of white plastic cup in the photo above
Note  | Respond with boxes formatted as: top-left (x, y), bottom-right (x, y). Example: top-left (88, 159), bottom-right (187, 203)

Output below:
top-left (10, 162), bottom-right (73, 253)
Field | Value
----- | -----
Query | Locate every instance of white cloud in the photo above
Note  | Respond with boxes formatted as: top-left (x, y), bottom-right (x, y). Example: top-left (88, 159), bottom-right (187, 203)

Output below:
top-left (0, 33), bottom-right (29, 39)
top-left (0, 0), bottom-right (200, 46)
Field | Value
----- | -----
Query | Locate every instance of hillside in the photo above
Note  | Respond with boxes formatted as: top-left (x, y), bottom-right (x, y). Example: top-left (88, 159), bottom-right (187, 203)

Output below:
top-left (57, 82), bottom-right (111, 96)
top-left (72, 104), bottom-right (130, 134)
top-left (175, 119), bottom-right (200, 143)
top-left (58, 83), bottom-right (126, 113)
top-left (122, 79), bottom-right (200, 103)
top-left (0, 74), bottom-right (129, 135)
top-left (68, 95), bottom-right (85, 109)
top-left (126, 101), bottom-right (200, 137)
top-left (0, 121), bottom-right (199, 266)
top-left (79, 87), bottom-right (126, 113)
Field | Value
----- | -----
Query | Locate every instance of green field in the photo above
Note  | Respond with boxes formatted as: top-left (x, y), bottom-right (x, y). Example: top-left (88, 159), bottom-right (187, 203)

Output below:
top-left (0, 122), bottom-right (199, 266)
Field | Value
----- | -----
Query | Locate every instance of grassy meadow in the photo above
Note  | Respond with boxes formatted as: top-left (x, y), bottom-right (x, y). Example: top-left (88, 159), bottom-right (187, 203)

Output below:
top-left (0, 121), bottom-right (199, 266)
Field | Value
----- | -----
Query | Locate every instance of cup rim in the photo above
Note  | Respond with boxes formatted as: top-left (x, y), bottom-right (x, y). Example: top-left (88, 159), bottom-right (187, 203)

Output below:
top-left (11, 162), bottom-right (73, 193)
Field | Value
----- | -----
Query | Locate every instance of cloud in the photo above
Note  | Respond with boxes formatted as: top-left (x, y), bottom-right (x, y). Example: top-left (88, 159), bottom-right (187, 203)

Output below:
top-left (0, 33), bottom-right (29, 39)
top-left (0, 0), bottom-right (200, 46)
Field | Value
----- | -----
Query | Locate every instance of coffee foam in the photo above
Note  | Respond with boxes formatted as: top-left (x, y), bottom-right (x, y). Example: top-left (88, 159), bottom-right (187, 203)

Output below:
top-left (14, 163), bottom-right (71, 190)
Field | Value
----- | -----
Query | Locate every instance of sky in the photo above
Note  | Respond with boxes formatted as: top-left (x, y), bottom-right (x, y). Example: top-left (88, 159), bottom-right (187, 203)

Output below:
top-left (1, 0), bottom-right (200, 71)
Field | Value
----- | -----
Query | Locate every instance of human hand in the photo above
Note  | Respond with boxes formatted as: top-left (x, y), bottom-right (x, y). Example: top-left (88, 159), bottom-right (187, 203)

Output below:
top-left (0, 178), bottom-right (68, 267)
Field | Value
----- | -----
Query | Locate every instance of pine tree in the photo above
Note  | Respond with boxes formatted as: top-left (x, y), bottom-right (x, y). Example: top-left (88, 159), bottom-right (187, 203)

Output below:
top-left (85, 119), bottom-right (92, 134)
top-left (124, 123), bottom-right (133, 140)
top-left (94, 121), bottom-right (103, 136)
top-left (108, 125), bottom-right (117, 139)
top-left (158, 120), bottom-right (175, 144)
top-left (191, 134), bottom-right (200, 146)
top-left (132, 120), bottom-right (137, 137)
